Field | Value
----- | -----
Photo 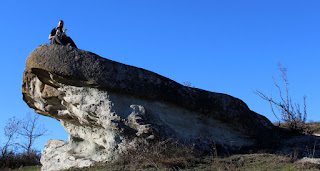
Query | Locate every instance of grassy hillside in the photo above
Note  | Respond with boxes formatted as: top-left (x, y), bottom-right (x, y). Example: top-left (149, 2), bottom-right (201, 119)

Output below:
top-left (274, 121), bottom-right (320, 135)
top-left (14, 122), bottom-right (320, 171)
top-left (14, 153), bottom-right (320, 171)
top-left (307, 121), bottom-right (320, 134)
top-left (62, 153), bottom-right (319, 171)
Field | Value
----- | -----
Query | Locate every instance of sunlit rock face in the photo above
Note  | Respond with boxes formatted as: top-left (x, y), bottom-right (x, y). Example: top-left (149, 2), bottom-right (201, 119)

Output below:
top-left (22, 44), bottom-right (277, 171)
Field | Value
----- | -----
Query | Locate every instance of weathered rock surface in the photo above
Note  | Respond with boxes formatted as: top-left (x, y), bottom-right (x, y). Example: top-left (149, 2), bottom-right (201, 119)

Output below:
top-left (22, 44), bottom-right (278, 170)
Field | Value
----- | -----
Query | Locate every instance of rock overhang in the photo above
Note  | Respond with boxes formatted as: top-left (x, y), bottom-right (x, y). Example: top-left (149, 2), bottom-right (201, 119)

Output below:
top-left (22, 44), bottom-right (279, 170)
top-left (24, 44), bottom-right (262, 123)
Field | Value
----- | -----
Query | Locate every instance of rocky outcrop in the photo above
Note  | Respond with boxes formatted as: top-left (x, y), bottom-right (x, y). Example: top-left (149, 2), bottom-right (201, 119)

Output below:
top-left (22, 44), bottom-right (278, 170)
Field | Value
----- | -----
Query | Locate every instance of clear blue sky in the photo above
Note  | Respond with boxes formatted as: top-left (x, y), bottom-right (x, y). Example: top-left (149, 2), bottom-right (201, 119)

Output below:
top-left (0, 1), bottom-right (319, 151)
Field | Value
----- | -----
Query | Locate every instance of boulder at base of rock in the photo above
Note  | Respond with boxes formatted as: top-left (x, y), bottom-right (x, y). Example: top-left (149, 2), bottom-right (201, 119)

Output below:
top-left (22, 44), bottom-right (278, 170)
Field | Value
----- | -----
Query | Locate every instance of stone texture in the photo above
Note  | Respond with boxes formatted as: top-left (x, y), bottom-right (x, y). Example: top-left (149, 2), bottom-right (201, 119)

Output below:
top-left (22, 44), bottom-right (278, 170)
top-left (41, 139), bottom-right (93, 171)
top-left (299, 157), bottom-right (320, 165)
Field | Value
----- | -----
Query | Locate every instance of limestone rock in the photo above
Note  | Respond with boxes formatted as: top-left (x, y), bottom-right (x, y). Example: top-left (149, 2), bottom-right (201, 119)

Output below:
top-left (299, 157), bottom-right (320, 165)
top-left (22, 44), bottom-right (278, 170)
top-left (41, 139), bottom-right (93, 170)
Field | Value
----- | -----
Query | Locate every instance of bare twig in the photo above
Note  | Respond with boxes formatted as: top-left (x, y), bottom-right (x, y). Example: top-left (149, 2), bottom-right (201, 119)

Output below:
top-left (1, 117), bottom-right (20, 157)
top-left (17, 113), bottom-right (48, 154)
top-left (254, 64), bottom-right (310, 134)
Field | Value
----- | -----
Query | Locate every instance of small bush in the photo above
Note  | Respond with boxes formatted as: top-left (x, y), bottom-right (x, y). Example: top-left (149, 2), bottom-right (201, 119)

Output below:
top-left (108, 139), bottom-right (205, 170)
top-left (0, 150), bottom-right (41, 169)
top-left (255, 63), bottom-right (312, 135)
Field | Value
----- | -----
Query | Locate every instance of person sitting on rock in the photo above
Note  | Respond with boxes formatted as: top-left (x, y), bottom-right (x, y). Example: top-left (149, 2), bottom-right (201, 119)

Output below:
top-left (49, 20), bottom-right (77, 48)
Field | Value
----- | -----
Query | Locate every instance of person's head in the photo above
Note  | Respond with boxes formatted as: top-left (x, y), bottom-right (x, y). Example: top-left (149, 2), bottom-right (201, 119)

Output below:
top-left (57, 20), bottom-right (64, 28)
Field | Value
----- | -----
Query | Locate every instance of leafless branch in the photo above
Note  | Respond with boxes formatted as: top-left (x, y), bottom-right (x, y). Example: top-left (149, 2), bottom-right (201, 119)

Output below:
top-left (1, 117), bottom-right (20, 157)
top-left (255, 64), bottom-right (310, 134)
top-left (17, 113), bottom-right (48, 154)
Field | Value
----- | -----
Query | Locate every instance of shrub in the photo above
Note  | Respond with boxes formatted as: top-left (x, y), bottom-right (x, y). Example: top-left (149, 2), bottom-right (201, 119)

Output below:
top-left (255, 63), bottom-right (312, 135)
top-left (0, 150), bottom-right (41, 169)
top-left (108, 139), bottom-right (204, 170)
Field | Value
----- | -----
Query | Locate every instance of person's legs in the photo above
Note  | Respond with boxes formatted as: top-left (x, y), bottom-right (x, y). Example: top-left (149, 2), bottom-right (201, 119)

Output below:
top-left (65, 37), bottom-right (77, 48)
top-left (51, 36), bottom-right (77, 48)
top-left (51, 35), bottom-right (65, 45)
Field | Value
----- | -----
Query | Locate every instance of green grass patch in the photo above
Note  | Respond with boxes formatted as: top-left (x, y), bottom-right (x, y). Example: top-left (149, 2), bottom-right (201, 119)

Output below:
top-left (11, 165), bottom-right (41, 171)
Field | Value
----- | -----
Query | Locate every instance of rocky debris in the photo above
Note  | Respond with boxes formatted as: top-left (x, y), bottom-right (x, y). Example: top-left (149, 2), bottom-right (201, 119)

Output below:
top-left (22, 44), bottom-right (278, 170)
top-left (299, 157), bottom-right (320, 165)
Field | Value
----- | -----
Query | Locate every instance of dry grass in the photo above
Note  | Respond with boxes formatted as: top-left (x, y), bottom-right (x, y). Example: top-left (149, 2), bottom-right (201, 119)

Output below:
top-left (64, 153), bottom-right (320, 171)
top-left (64, 136), bottom-right (320, 171)
top-left (105, 139), bottom-right (203, 170)
top-left (29, 122), bottom-right (320, 170)
top-left (274, 121), bottom-right (320, 136)
top-left (205, 153), bottom-right (319, 171)
top-left (307, 121), bottom-right (320, 135)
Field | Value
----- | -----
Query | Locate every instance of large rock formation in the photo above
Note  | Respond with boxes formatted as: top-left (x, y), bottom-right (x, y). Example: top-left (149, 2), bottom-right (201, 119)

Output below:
top-left (22, 44), bottom-right (278, 170)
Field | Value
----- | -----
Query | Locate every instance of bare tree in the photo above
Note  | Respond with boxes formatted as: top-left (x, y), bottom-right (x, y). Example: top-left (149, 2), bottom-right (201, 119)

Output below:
top-left (255, 63), bottom-right (310, 134)
top-left (0, 113), bottom-right (47, 168)
top-left (1, 117), bottom-right (20, 157)
top-left (17, 113), bottom-right (48, 154)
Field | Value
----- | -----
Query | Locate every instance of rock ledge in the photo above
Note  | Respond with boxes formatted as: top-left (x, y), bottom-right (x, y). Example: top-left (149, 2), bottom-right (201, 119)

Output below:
top-left (22, 44), bottom-right (277, 170)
